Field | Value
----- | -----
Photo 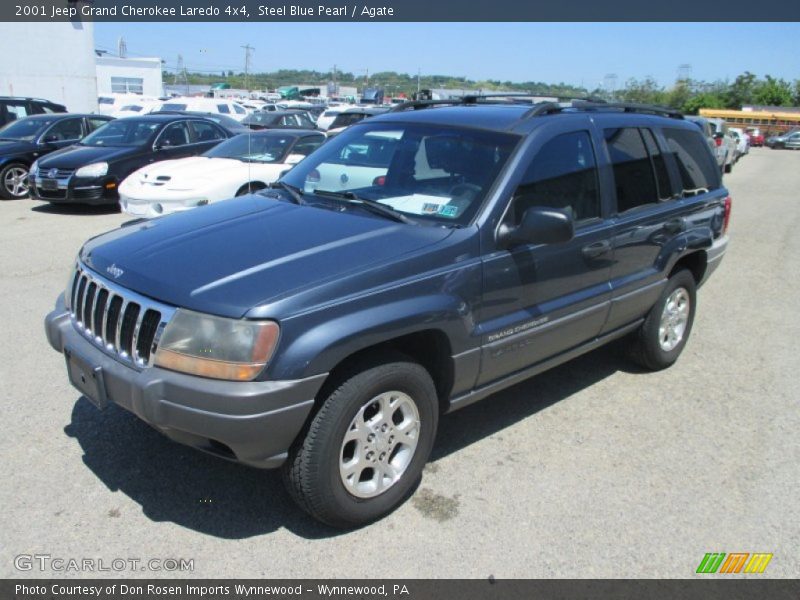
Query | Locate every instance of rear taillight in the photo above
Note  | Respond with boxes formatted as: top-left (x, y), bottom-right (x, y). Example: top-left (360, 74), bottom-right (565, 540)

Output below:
top-left (306, 169), bottom-right (320, 184)
top-left (714, 137), bottom-right (723, 147)
top-left (373, 175), bottom-right (386, 186)
top-left (722, 195), bottom-right (732, 234)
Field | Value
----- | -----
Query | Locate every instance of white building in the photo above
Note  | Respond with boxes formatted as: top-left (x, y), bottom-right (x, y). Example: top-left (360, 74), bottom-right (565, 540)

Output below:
top-left (0, 22), bottom-right (97, 112)
top-left (96, 56), bottom-right (164, 98)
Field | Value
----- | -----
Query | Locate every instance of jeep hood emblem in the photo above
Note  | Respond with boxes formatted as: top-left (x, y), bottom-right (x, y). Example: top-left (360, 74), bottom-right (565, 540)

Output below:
top-left (106, 264), bottom-right (124, 279)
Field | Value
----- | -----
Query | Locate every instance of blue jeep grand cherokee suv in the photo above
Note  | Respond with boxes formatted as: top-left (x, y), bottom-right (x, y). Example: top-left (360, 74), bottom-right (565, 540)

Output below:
top-left (45, 98), bottom-right (730, 527)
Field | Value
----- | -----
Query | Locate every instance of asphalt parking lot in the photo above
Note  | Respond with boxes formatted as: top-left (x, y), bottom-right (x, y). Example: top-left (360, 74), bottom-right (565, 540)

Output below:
top-left (1, 147), bottom-right (798, 579)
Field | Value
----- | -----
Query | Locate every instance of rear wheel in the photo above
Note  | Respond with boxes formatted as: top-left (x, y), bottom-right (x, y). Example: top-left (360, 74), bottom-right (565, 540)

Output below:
top-left (628, 269), bottom-right (696, 371)
top-left (0, 162), bottom-right (29, 199)
top-left (283, 354), bottom-right (438, 528)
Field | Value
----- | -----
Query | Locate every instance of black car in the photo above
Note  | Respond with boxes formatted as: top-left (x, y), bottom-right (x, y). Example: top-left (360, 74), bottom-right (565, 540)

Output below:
top-left (0, 96), bottom-right (67, 128)
top-left (149, 110), bottom-right (252, 135)
top-left (241, 110), bottom-right (318, 131)
top-left (30, 114), bottom-right (231, 205)
top-left (326, 107), bottom-right (390, 137)
top-left (0, 113), bottom-right (113, 199)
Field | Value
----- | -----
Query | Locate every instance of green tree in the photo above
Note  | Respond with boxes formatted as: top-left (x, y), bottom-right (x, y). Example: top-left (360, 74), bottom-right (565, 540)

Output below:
top-left (682, 92), bottom-right (726, 115)
top-left (725, 71), bottom-right (757, 109)
top-left (753, 75), bottom-right (793, 106)
top-left (618, 77), bottom-right (667, 105)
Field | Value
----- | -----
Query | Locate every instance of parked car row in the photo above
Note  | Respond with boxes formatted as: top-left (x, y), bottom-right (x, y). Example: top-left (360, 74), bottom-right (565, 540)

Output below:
top-left (766, 129), bottom-right (800, 150)
top-left (686, 116), bottom-right (749, 175)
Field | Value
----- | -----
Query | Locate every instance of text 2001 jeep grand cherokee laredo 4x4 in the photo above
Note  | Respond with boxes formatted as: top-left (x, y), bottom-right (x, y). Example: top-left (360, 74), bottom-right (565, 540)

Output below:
top-left (46, 98), bottom-right (730, 527)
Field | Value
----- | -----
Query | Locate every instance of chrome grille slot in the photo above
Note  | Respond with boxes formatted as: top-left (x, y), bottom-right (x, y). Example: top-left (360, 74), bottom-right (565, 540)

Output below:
top-left (119, 303), bottom-right (140, 357)
top-left (93, 289), bottom-right (109, 337)
top-left (74, 276), bottom-right (87, 324)
top-left (83, 282), bottom-right (97, 331)
top-left (105, 295), bottom-right (123, 348)
top-left (136, 310), bottom-right (161, 362)
top-left (67, 264), bottom-right (175, 368)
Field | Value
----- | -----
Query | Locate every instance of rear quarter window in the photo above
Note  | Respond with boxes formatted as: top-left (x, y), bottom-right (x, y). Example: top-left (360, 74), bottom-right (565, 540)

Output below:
top-left (663, 128), bottom-right (721, 195)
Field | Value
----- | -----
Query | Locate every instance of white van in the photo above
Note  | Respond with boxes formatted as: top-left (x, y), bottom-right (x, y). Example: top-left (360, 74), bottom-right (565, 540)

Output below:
top-left (156, 97), bottom-right (250, 121)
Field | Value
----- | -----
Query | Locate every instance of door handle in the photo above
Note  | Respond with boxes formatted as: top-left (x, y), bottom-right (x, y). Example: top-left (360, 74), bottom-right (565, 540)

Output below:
top-left (663, 217), bottom-right (686, 234)
top-left (581, 240), bottom-right (611, 259)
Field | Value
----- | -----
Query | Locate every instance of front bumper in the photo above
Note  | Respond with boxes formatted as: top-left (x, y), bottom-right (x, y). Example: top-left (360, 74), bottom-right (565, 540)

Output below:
top-left (30, 174), bottom-right (119, 205)
top-left (45, 295), bottom-right (326, 469)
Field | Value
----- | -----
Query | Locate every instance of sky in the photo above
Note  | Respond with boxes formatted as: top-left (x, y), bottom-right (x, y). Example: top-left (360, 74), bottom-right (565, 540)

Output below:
top-left (95, 22), bottom-right (800, 89)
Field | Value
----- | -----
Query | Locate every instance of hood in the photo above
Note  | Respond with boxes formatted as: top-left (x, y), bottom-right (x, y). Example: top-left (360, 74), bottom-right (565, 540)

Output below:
top-left (81, 196), bottom-right (454, 318)
top-left (131, 156), bottom-right (268, 186)
top-left (38, 144), bottom-right (139, 169)
top-left (0, 139), bottom-right (35, 157)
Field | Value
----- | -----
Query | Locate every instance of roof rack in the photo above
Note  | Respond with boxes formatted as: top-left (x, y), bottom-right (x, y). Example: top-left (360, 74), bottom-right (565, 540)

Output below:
top-left (524, 100), bottom-right (683, 120)
top-left (389, 92), bottom-right (538, 113)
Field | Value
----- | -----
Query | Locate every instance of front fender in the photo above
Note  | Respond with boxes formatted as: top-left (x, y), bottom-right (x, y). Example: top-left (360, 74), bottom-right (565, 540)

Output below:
top-left (267, 292), bottom-right (475, 381)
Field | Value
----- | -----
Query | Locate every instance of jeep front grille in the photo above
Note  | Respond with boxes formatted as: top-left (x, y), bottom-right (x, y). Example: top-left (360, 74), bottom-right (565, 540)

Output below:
top-left (67, 264), bottom-right (176, 367)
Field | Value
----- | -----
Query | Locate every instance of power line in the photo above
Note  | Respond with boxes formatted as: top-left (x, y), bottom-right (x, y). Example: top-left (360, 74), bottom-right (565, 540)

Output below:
top-left (241, 44), bottom-right (254, 91)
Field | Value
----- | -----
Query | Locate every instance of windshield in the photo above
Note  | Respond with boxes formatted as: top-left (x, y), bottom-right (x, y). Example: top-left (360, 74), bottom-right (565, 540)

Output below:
top-left (80, 119), bottom-right (160, 147)
top-left (204, 133), bottom-right (293, 163)
top-left (119, 105), bottom-right (143, 112)
top-left (243, 113), bottom-right (279, 125)
top-left (330, 113), bottom-right (369, 129)
top-left (0, 118), bottom-right (57, 141)
top-left (282, 122), bottom-right (519, 226)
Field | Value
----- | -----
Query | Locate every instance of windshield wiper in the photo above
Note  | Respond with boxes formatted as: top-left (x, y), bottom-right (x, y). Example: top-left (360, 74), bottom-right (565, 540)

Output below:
top-left (268, 181), bottom-right (306, 205)
top-left (314, 189), bottom-right (414, 224)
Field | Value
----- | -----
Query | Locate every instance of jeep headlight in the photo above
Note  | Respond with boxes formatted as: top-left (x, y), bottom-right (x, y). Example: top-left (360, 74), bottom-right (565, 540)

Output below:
top-left (153, 309), bottom-right (279, 381)
top-left (75, 162), bottom-right (109, 178)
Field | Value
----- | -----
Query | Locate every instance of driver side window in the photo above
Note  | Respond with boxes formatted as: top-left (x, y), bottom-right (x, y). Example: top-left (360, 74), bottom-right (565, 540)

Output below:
top-left (45, 118), bottom-right (84, 142)
top-left (157, 122), bottom-right (191, 147)
top-left (510, 130), bottom-right (600, 226)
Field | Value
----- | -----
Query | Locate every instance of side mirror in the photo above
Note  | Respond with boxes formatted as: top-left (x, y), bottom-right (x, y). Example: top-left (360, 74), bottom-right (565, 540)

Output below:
top-left (497, 206), bottom-right (574, 249)
top-left (284, 153), bottom-right (304, 165)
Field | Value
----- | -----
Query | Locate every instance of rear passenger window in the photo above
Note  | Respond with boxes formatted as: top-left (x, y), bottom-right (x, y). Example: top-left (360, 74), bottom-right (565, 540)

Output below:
top-left (663, 128), bottom-right (721, 195)
top-left (604, 127), bottom-right (660, 213)
top-left (640, 129), bottom-right (673, 200)
top-left (512, 131), bottom-right (600, 225)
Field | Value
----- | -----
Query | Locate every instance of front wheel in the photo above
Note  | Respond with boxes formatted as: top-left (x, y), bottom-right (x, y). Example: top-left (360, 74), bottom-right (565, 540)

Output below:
top-left (628, 269), bottom-right (697, 371)
top-left (0, 162), bottom-right (29, 200)
top-left (283, 355), bottom-right (439, 528)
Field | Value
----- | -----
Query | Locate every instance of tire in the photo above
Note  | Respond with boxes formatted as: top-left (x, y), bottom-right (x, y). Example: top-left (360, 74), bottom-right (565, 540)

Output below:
top-left (628, 269), bottom-right (697, 371)
top-left (724, 159), bottom-right (733, 174)
top-left (283, 354), bottom-right (439, 528)
top-left (0, 162), bottom-right (30, 200)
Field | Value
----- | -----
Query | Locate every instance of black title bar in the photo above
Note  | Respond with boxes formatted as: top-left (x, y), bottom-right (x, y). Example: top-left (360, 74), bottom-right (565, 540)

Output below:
top-left (4, 0), bottom-right (800, 21)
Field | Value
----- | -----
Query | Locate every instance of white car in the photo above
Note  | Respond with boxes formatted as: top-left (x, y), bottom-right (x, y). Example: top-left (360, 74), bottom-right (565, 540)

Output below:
top-left (157, 97), bottom-right (251, 122)
top-left (119, 129), bottom-right (326, 218)
top-left (728, 127), bottom-right (750, 159)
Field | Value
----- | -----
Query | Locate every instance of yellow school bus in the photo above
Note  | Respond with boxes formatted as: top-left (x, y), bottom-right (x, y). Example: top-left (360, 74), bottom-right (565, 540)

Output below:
top-left (699, 108), bottom-right (800, 135)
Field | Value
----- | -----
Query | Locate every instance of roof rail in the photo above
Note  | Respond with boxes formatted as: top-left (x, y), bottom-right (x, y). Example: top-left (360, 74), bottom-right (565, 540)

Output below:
top-left (523, 100), bottom-right (683, 120)
top-left (389, 92), bottom-right (538, 113)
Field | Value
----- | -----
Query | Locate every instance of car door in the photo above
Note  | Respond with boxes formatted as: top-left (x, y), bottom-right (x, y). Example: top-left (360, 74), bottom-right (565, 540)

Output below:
top-left (601, 124), bottom-right (719, 333)
top-left (477, 126), bottom-right (614, 386)
top-left (38, 117), bottom-right (85, 151)
top-left (786, 132), bottom-right (800, 149)
top-left (152, 121), bottom-right (194, 160)
top-left (188, 119), bottom-right (227, 153)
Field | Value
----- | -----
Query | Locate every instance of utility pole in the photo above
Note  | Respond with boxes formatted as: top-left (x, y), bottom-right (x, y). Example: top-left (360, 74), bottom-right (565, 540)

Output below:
top-left (241, 44), bottom-right (254, 91)
top-left (332, 64), bottom-right (338, 96)
top-left (417, 68), bottom-right (421, 94)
